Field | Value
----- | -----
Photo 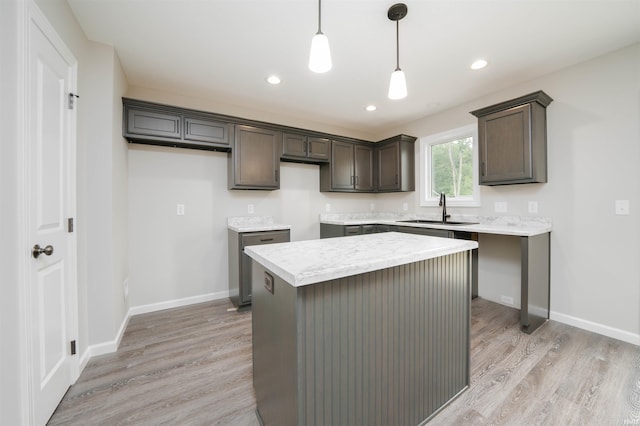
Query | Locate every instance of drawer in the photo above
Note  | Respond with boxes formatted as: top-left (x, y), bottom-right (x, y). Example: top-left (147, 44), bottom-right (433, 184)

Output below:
top-left (241, 230), bottom-right (290, 248)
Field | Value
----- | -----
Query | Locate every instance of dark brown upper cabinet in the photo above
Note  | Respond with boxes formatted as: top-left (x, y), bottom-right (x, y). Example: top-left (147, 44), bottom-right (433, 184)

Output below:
top-left (122, 98), bottom-right (232, 151)
top-left (471, 91), bottom-right (553, 186)
top-left (281, 133), bottom-right (330, 163)
top-left (228, 125), bottom-right (281, 190)
top-left (376, 134), bottom-right (416, 192)
top-left (320, 141), bottom-right (375, 192)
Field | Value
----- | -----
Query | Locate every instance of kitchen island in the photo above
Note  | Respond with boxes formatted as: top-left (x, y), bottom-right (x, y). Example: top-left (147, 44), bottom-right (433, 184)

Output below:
top-left (245, 232), bottom-right (478, 426)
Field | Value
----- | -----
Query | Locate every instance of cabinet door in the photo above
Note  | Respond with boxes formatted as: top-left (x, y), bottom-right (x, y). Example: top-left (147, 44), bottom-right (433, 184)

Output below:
top-left (240, 230), bottom-right (290, 305)
top-left (479, 104), bottom-right (532, 184)
top-left (331, 141), bottom-right (355, 190)
top-left (377, 141), bottom-right (400, 191)
top-left (307, 137), bottom-right (330, 161)
top-left (354, 144), bottom-right (375, 191)
top-left (230, 125), bottom-right (281, 189)
top-left (126, 107), bottom-right (181, 140)
top-left (184, 116), bottom-right (231, 147)
top-left (282, 133), bottom-right (307, 158)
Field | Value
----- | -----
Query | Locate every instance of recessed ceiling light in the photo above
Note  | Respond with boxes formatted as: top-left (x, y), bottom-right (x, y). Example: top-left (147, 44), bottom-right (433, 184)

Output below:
top-left (470, 59), bottom-right (488, 70)
top-left (266, 75), bottom-right (281, 85)
top-left (365, 105), bottom-right (377, 112)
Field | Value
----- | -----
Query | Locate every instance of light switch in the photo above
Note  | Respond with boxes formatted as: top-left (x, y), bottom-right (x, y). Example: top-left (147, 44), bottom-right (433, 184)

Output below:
top-left (402, 203), bottom-right (408, 211)
top-left (528, 201), bottom-right (538, 214)
top-left (176, 204), bottom-right (185, 215)
top-left (615, 200), bottom-right (630, 215)
top-left (248, 204), bottom-right (254, 214)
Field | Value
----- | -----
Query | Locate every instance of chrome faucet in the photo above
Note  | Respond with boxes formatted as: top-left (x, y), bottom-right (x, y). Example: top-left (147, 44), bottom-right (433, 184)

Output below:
top-left (439, 193), bottom-right (450, 223)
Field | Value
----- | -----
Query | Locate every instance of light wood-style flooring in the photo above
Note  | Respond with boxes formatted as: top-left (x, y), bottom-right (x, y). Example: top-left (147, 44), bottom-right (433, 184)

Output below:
top-left (48, 298), bottom-right (640, 425)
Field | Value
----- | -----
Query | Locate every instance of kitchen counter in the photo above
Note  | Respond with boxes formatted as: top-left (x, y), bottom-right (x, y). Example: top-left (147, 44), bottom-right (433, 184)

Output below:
top-left (319, 212), bottom-right (552, 237)
top-left (245, 231), bottom-right (477, 287)
top-left (227, 215), bottom-right (291, 232)
top-left (319, 212), bottom-right (551, 334)
top-left (248, 231), bottom-right (475, 425)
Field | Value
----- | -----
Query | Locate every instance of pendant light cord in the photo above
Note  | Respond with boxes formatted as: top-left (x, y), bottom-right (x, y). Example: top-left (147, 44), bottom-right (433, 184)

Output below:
top-left (395, 20), bottom-right (400, 71)
top-left (317, 0), bottom-right (322, 33)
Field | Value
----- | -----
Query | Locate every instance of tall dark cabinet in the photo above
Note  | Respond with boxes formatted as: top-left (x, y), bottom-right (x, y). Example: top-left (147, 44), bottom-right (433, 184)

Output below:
top-left (471, 91), bottom-right (553, 185)
top-left (320, 140), bottom-right (374, 192)
top-left (228, 125), bottom-right (281, 190)
top-left (377, 134), bottom-right (416, 192)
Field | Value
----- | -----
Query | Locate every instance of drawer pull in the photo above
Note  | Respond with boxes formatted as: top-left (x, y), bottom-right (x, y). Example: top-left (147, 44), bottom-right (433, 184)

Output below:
top-left (260, 237), bottom-right (274, 242)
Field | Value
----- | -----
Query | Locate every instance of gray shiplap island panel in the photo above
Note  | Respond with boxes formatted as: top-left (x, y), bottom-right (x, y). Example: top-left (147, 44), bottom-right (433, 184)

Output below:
top-left (249, 233), bottom-right (474, 426)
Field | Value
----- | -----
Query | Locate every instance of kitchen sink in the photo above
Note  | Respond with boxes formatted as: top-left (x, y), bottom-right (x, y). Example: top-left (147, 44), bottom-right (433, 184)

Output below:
top-left (398, 219), bottom-right (479, 226)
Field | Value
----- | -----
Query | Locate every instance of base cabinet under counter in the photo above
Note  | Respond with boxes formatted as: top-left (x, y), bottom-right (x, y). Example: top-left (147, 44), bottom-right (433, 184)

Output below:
top-left (228, 229), bottom-right (290, 309)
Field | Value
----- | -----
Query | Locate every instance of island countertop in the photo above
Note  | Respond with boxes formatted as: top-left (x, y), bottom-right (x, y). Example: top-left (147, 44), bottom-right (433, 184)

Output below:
top-left (244, 231), bottom-right (478, 287)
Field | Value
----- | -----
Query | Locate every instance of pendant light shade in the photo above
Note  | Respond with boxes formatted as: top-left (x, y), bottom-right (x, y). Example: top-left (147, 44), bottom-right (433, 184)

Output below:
top-left (387, 3), bottom-right (408, 99)
top-left (309, 32), bottom-right (332, 73)
top-left (309, 0), bottom-right (332, 73)
top-left (388, 69), bottom-right (407, 100)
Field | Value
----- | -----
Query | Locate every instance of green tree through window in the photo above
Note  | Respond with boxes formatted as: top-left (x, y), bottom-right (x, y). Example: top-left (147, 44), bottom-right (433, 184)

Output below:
top-left (430, 137), bottom-right (473, 197)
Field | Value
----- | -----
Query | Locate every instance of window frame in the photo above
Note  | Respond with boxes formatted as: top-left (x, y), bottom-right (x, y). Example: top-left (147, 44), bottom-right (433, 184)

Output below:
top-left (419, 124), bottom-right (481, 207)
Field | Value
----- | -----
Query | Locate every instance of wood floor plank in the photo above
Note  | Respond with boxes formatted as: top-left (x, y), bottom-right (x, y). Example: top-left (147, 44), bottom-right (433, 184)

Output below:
top-left (48, 298), bottom-right (640, 425)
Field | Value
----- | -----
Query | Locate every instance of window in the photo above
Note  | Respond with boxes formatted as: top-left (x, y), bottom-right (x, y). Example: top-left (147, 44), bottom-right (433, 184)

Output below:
top-left (419, 124), bottom-right (480, 207)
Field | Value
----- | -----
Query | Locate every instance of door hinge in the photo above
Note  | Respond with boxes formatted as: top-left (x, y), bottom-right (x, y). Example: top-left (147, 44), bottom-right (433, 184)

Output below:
top-left (68, 217), bottom-right (74, 233)
top-left (68, 92), bottom-right (79, 110)
top-left (70, 340), bottom-right (76, 355)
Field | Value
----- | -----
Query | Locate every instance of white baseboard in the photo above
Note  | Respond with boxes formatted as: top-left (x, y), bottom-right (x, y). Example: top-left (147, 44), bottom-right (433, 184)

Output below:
top-left (79, 291), bottom-right (230, 373)
top-left (128, 290), bottom-right (229, 317)
top-left (550, 310), bottom-right (640, 346)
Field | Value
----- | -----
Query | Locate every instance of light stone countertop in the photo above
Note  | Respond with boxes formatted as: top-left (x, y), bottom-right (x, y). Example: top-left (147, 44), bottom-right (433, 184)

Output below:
top-left (320, 213), bottom-right (552, 237)
top-left (245, 232), bottom-right (478, 287)
top-left (227, 216), bottom-right (291, 233)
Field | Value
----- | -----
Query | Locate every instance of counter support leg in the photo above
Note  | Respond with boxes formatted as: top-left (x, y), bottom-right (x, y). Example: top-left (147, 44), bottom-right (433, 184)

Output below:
top-left (520, 233), bottom-right (550, 334)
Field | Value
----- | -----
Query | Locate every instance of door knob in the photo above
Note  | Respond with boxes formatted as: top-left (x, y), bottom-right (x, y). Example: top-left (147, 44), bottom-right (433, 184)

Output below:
top-left (32, 244), bottom-right (54, 259)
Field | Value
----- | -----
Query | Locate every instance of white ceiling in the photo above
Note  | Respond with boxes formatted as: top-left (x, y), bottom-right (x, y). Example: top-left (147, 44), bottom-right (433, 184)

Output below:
top-left (67, 0), bottom-right (640, 135)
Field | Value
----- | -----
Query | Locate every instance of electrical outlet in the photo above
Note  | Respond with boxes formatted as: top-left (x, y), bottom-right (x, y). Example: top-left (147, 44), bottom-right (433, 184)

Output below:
top-left (494, 201), bottom-right (507, 213)
top-left (176, 204), bottom-right (185, 215)
top-left (325, 203), bottom-right (331, 212)
top-left (402, 203), bottom-right (408, 211)
top-left (501, 295), bottom-right (514, 306)
top-left (370, 203), bottom-right (375, 211)
top-left (248, 204), bottom-right (254, 214)
top-left (615, 200), bottom-right (630, 215)
top-left (528, 201), bottom-right (538, 214)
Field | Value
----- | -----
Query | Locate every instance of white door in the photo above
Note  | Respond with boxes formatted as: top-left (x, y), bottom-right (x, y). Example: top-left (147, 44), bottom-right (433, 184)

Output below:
top-left (26, 5), bottom-right (78, 425)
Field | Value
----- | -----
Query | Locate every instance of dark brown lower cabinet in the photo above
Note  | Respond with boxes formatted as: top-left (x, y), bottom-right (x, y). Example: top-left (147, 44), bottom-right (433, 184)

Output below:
top-left (228, 229), bottom-right (290, 309)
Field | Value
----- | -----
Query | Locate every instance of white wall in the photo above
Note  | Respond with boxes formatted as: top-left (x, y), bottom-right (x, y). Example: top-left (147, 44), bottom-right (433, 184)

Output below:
top-left (127, 142), bottom-right (379, 308)
top-left (381, 44), bottom-right (640, 343)
top-left (1, 0), bottom-right (25, 423)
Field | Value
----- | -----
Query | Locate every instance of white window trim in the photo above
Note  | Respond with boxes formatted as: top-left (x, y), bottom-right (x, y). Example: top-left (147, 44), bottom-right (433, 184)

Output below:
top-left (419, 124), bottom-right (481, 207)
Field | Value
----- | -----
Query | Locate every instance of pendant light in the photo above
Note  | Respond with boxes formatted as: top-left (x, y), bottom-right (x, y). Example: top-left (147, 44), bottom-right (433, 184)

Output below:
top-left (309, 0), bottom-right (332, 73)
top-left (387, 3), bottom-right (408, 100)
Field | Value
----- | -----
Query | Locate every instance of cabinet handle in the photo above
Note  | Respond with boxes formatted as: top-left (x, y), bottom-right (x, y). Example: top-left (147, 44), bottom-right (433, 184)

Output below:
top-left (395, 174), bottom-right (398, 184)
top-left (355, 175), bottom-right (359, 185)
top-left (259, 238), bottom-right (274, 242)
top-left (481, 162), bottom-right (486, 176)
top-left (351, 175), bottom-right (354, 185)
top-left (307, 140), bottom-right (311, 154)
top-left (275, 169), bottom-right (279, 182)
